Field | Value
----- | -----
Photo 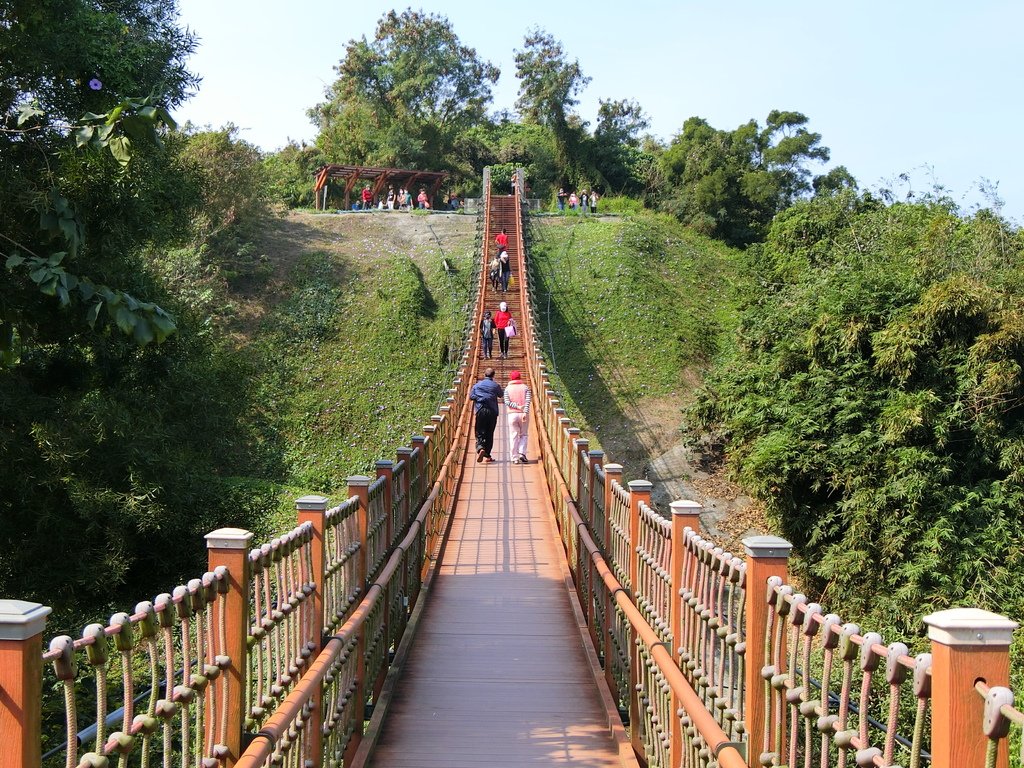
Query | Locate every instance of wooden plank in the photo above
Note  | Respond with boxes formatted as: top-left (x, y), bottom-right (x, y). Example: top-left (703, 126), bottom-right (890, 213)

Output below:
top-left (367, 412), bottom-right (637, 767)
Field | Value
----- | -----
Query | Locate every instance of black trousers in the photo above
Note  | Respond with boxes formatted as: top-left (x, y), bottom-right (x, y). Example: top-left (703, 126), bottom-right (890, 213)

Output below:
top-left (497, 328), bottom-right (509, 356)
top-left (474, 407), bottom-right (498, 457)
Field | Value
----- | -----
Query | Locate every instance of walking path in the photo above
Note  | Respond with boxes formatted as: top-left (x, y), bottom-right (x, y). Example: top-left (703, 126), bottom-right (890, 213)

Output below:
top-left (368, 410), bottom-right (636, 766)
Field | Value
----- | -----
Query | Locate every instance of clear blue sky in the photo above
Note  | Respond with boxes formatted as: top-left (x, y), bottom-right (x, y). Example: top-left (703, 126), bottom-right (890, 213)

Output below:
top-left (175, 0), bottom-right (1023, 221)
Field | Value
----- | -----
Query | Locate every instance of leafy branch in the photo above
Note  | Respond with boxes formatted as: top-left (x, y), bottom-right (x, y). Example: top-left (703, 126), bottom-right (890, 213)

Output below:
top-left (2, 96), bottom-right (180, 361)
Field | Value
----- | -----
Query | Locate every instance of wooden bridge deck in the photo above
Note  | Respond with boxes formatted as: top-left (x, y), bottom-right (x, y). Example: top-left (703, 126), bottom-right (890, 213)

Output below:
top-left (368, 399), bottom-right (635, 765)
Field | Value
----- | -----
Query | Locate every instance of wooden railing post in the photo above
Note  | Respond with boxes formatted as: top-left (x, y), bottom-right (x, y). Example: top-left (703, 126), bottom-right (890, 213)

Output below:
top-left (627, 479), bottom-right (653, 759)
top-left (743, 535), bottom-right (791, 768)
top-left (431, 412), bottom-right (445, 456)
top-left (396, 447), bottom-right (413, 531)
top-left (558, 416), bottom-right (572, 476)
top-left (377, 460), bottom-right (395, 548)
top-left (924, 608), bottom-right (1017, 768)
top-left (0, 600), bottom-right (51, 768)
top-left (423, 424), bottom-right (438, 483)
top-left (587, 450), bottom-right (603, 534)
top-left (205, 527), bottom-right (254, 768)
top-left (548, 399), bottom-right (560, 447)
top-left (566, 428), bottom-right (581, 487)
top-left (345, 475), bottom-right (372, 766)
top-left (411, 435), bottom-right (426, 509)
top-left (574, 438), bottom-right (590, 505)
top-left (602, 462), bottom-right (623, 702)
top-left (294, 496), bottom-right (328, 765)
top-left (375, 459), bottom-right (396, 700)
top-left (603, 464), bottom-right (622, 566)
top-left (669, 499), bottom-right (703, 765)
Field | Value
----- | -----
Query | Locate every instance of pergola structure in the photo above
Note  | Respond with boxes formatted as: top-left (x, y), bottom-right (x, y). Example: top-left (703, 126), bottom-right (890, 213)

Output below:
top-left (313, 164), bottom-right (448, 210)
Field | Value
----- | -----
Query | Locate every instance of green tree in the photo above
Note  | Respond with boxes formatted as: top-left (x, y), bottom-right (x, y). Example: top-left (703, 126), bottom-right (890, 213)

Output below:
top-left (1, 0), bottom-right (198, 353)
top-left (263, 141), bottom-right (325, 208)
top-left (310, 9), bottom-right (499, 178)
top-left (590, 98), bottom-right (656, 195)
top-left (660, 111), bottom-right (839, 246)
top-left (514, 28), bottom-right (591, 181)
top-left (595, 98), bottom-right (649, 148)
top-left (0, 2), bottom-right (278, 619)
top-left (463, 119), bottom-right (559, 199)
top-left (695, 192), bottom-right (1024, 629)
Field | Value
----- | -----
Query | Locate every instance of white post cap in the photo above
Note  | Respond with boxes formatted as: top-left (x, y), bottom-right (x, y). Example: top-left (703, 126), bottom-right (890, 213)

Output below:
top-left (205, 528), bottom-right (254, 550)
top-left (0, 600), bottom-right (52, 640)
top-left (295, 495), bottom-right (329, 512)
top-left (671, 500), bottom-right (703, 515)
top-left (924, 608), bottom-right (1018, 646)
top-left (742, 535), bottom-right (792, 559)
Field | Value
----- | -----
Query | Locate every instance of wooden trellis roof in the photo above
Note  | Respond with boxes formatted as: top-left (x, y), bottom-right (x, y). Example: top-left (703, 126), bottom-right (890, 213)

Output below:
top-left (313, 164), bottom-right (448, 208)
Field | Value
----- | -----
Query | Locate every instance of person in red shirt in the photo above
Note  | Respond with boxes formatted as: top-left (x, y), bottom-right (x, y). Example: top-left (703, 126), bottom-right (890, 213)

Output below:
top-left (495, 228), bottom-right (508, 251)
top-left (417, 189), bottom-right (428, 209)
top-left (360, 185), bottom-right (372, 210)
top-left (494, 301), bottom-right (514, 359)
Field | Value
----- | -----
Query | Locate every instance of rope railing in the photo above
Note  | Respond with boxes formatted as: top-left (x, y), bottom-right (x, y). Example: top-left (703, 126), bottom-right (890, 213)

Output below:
top-left (39, 566), bottom-right (233, 768)
top-left (758, 579), bottom-right (931, 768)
top-left (246, 522), bottom-right (316, 732)
top-left (677, 529), bottom-right (746, 744)
top-left (323, 496), bottom-right (362, 633)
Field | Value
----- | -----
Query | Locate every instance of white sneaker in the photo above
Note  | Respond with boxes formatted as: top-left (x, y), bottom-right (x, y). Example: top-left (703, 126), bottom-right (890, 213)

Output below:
top-left (510, 456), bottom-right (520, 464)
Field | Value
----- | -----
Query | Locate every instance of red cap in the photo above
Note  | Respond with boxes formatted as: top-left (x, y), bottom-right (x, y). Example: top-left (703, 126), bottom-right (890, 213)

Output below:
top-left (509, 370), bottom-right (521, 380)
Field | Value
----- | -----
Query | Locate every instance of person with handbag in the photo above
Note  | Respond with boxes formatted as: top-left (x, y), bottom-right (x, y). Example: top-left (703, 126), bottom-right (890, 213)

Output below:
top-left (494, 301), bottom-right (514, 359)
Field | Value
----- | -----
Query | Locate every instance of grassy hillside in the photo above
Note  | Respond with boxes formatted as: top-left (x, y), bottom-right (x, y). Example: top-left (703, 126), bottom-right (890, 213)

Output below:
top-left (225, 210), bottom-right (477, 529)
top-left (527, 212), bottom-right (746, 480)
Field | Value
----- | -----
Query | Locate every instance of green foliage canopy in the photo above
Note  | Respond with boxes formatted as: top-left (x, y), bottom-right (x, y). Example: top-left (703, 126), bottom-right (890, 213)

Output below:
top-left (1, 0), bottom-right (200, 354)
top-left (514, 28), bottom-right (591, 182)
top-left (310, 9), bottom-right (499, 177)
top-left (660, 111), bottom-right (846, 247)
top-left (695, 191), bottom-right (1024, 628)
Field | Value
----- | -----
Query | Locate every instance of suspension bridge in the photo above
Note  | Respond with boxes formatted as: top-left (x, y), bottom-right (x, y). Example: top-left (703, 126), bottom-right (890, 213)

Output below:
top-left (2, 169), bottom-right (1023, 768)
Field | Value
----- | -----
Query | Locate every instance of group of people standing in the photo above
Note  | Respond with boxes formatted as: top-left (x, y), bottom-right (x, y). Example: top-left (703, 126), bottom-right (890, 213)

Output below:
top-left (356, 185), bottom-right (460, 211)
top-left (556, 188), bottom-right (599, 214)
top-left (469, 368), bottom-right (532, 465)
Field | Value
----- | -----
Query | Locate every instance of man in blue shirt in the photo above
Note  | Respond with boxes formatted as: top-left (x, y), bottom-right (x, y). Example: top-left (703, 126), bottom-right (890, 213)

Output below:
top-left (469, 367), bottom-right (503, 462)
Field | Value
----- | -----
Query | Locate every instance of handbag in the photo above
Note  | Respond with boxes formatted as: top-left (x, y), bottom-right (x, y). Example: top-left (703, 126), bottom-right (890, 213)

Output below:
top-left (505, 319), bottom-right (517, 338)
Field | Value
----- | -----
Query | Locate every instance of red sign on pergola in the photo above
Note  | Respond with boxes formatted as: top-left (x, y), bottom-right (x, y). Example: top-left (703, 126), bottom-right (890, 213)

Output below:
top-left (313, 164), bottom-right (448, 210)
